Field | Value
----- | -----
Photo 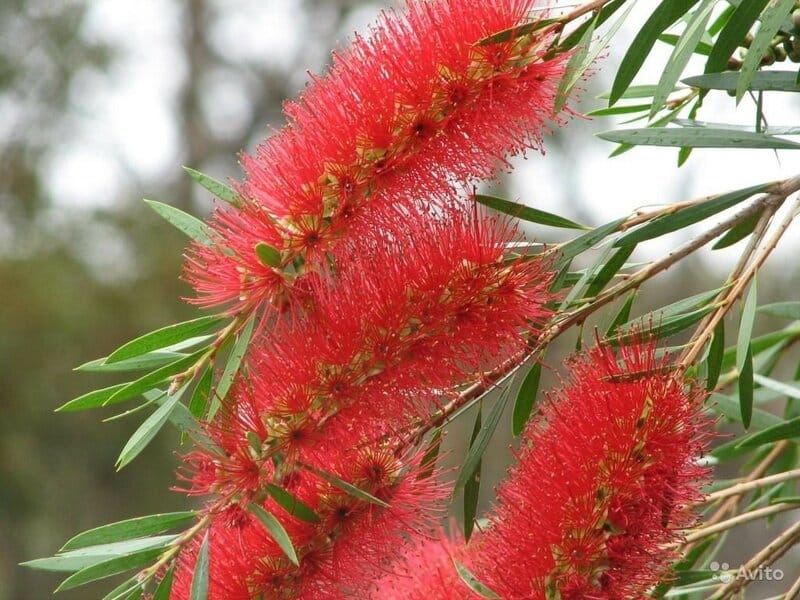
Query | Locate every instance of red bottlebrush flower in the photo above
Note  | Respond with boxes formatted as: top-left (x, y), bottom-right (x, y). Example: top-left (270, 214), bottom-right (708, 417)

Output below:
top-left (189, 203), bottom-right (553, 500)
top-left (372, 340), bottom-right (710, 600)
top-left (170, 449), bottom-right (445, 600)
top-left (184, 0), bottom-right (565, 313)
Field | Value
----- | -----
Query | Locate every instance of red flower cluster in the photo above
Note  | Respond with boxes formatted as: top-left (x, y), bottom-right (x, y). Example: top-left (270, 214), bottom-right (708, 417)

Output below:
top-left (184, 0), bottom-right (565, 315)
top-left (171, 202), bottom-right (555, 598)
top-left (371, 340), bottom-right (710, 599)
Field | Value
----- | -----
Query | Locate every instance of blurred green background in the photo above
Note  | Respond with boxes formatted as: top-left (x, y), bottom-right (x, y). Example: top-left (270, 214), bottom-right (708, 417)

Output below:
top-left (2, 1), bottom-right (798, 599)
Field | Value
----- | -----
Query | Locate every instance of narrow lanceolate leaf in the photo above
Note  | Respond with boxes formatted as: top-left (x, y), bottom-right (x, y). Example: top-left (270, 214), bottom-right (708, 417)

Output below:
top-left (209, 315), bottom-right (256, 419)
top-left (183, 166), bottom-right (240, 207)
top-left (704, 0), bottom-right (770, 74)
top-left (61, 512), bottom-right (196, 551)
top-left (713, 210), bottom-right (764, 249)
top-left (249, 504), bottom-right (300, 566)
top-left (464, 406), bottom-right (483, 542)
top-left (190, 533), bottom-right (210, 600)
top-left (106, 348), bottom-right (207, 406)
top-left (650, 0), bottom-right (714, 117)
top-left (753, 374), bottom-right (800, 401)
top-left (116, 384), bottom-right (188, 470)
top-left (512, 360), bottom-right (543, 436)
top-left (188, 366), bottom-right (213, 420)
top-left (721, 323), bottom-right (800, 371)
top-left (454, 388), bottom-right (511, 492)
top-left (57, 383), bottom-right (130, 412)
top-left (706, 319), bottom-right (725, 392)
top-left (605, 290), bottom-right (637, 337)
top-left (758, 302), bottom-right (800, 320)
top-left (585, 244), bottom-right (635, 299)
top-left (144, 199), bottom-right (214, 246)
top-left (254, 242), bottom-right (282, 268)
top-left (474, 195), bottom-right (587, 230)
top-left (736, 0), bottom-right (796, 102)
top-left (55, 548), bottom-right (163, 591)
top-left (152, 564), bottom-right (175, 600)
top-left (737, 278), bottom-right (758, 372)
top-left (616, 182), bottom-right (770, 246)
top-left (609, 0), bottom-right (702, 104)
top-left (264, 483), bottom-right (320, 524)
top-left (102, 576), bottom-right (143, 600)
top-left (77, 351), bottom-right (187, 373)
top-left (556, 217), bottom-right (626, 266)
top-left (556, 0), bottom-right (636, 112)
top-left (106, 316), bottom-right (222, 364)
top-left (737, 415), bottom-right (800, 448)
top-left (21, 536), bottom-right (176, 573)
top-left (739, 344), bottom-right (754, 429)
top-left (304, 465), bottom-right (390, 508)
top-left (453, 559), bottom-right (501, 599)
top-left (685, 70), bottom-right (800, 93)
top-left (598, 127), bottom-right (800, 149)
top-left (418, 428), bottom-right (443, 481)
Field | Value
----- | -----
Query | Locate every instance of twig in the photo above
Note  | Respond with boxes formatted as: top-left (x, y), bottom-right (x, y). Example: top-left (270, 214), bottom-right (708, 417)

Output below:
top-left (702, 468), bottom-right (800, 504)
top-left (683, 502), bottom-right (798, 544)
top-left (707, 518), bottom-right (800, 599)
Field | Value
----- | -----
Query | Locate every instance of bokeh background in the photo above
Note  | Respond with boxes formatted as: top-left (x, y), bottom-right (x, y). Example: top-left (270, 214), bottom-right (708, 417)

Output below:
top-left (1, 1), bottom-right (799, 598)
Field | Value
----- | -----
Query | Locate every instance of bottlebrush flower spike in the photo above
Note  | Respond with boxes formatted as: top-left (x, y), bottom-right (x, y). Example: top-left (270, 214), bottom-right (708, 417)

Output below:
top-left (185, 0), bottom-right (566, 314)
top-left (372, 339), bottom-right (710, 600)
top-left (169, 449), bottom-right (445, 600)
top-left (182, 203), bottom-right (554, 501)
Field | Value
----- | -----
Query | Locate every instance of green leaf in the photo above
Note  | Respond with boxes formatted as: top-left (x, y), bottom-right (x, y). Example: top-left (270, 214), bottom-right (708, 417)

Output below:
top-left (190, 533), bottom-right (209, 600)
top-left (188, 366), bottom-right (213, 420)
top-left (613, 305), bottom-right (714, 344)
top-left (557, 0), bottom-right (627, 53)
top-left (453, 559), bottom-right (500, 599)
top-left (686, 69), bottom-right (800, 92)
top-left (512, 359), bottom-right (543, 436)
top-left (106, 316), bottom-right (222, 364)
top-left (713, 210), bottom-right (764, 249)
top-left (585, 244), bottom-right (636, 299)
top-left (618, 287), bottom-right (724, 330)
top-left (476, 18), bottom-right (558, 46)
top-left (305, 465), bottom-right (389, 508)
top-left (586, 103), bottom-right (651, 117)
top-left (617, 182), bottom-right (771, 246)
top-left (183, 166), bottom-right (239, 207)
top-left (254, 242), bottom-right (282, 268)
top-left (556, 1), bottom-right (636, 112)
top-left (102, 577), bottom-right (143, 600)
top-left (710, 392), bottom-right (782, 428)
top-left (116, 384), bottom-right (188, 470)
top-left (556, 217), bottom-right (626, 266)
top-left (264, 483), bottom-right (320, 524)
top-left (56, 547), bottom-right (163, 591)
top-left (106, 348), bottom-right (207, 406)
top-left (144, 199), bottom-right (214, 246)
top-left (705, 0), bottom-right (770, 74)
top-left (658, 32), bottom-right (713, 55)
top-left (739, 344), bottom-right (754, 429)
top-left (209, 316), bottom-right (256, 419)
top-left (650, 0), bottom-right (714, 117)
top-left (753, 373), bottom-right (800, 401)
top-left (604, 291), bottom-right (637, 337)
top-left (77, 351), bottom-right (188, 373)
top-left (706, 319), bottom-right (725, 392)
top-left (22, 536), bottom-right (176, 573)
top-left (609, 0), bottom-right (701, 104)
top-left (737, 0), bottom-right (796, 102)
top-left (418, 428), bottom-right (443, 481)
top-left (152, 564), bottom-right (175, 600)
top-left (57, 383), bottom-right (130, 412)
top-left (737, 278), bottom-right (758, 372)
top-left (464, 406), bottom-right (483, 542)
top-left (62, 512), bottom-right (196, 551)
top-left (759, 302), bottom-right (800, 320)
top-left (474, 194), bottom-right (587, 229)
top-left (598, 127), bottom-right (800, 149)
top-left (721, 322), bottom-right (800, 371)
top-left (737, 415), bottom-right (800, 448)
top-left (454, 388), bottom-right (511, 492)
top-left (249, 504), bottom-right (300, 566)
